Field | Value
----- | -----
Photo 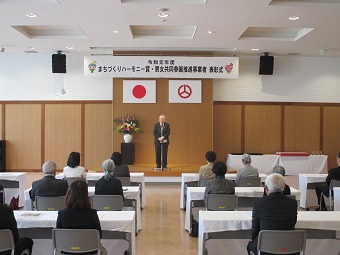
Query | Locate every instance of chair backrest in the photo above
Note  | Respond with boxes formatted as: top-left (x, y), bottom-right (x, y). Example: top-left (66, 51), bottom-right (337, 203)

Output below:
top-left (91, 195), bottom-right (124, 211)
top-left (63, 177), bottom-right (86, 186)
top-left (238, 177), bottom-right (261, 187)
top-left (0, 229), bottom-right (15, 255)
top-left (329, 179), bottom-right (340, 195)
top-left (199, 178), bottom-right (214, 187)
top-left (185, 181), bottom-right (198, 188)
top-left (257, 230), bottom-right (306, 255)
top-left (0, 180), bottom-right (19, 188)
top-left (116, 177), bottom-right (130, 186)
top-left (35, 196), bottom-right (66, 211)
top-left (205, 194), bottom-right (238, 211)
top-left (87, 179), bottom-right (98, 187)
top-left (52, 229), bottom-right (101, 255)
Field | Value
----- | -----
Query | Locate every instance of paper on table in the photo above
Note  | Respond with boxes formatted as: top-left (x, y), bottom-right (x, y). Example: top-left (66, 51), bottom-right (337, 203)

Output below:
top-left (16, 212), bottom-right (43, 220)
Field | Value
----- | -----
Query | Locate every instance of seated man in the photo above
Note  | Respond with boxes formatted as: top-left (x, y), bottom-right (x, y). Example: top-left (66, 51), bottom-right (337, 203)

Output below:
top-left (235, 153), bottom-right (259, 186)
top-left (315, 152), bottom-right (340, 211)
top-left (198, 151), bottom-right (217, 179)
top-left (247, 173), bottom-right (298, 255)
top-left (0, 203), bottom-right (34, 255)
top-left (29, 160), bottom-right (69, 201)
top-left (263, 166), bottom-right (290, 196)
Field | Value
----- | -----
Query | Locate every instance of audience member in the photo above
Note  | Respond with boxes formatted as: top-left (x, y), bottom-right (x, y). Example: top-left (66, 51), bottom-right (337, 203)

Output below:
top-left (94, 159), bottom-right (124, 199)
top-left (235, 153), bottom-right (259, 186)
top-left (198, 151), bottom-right (216, 179)
top-left (263, 166), bottom-right (290, 196)
top-left (315, 152), bottom-right (340, 211)
top-left (247, 173), bottom-right (298, 255)
top-left (204, 161), bottom-right (235, 201)
top-left (0, 204), bottom-right (34, 255)
top-left (111, 152), bottom-right (130, 177)
top-left (62, 151), bottom-right (86, 178)
top-left (29, 161), bottom-right (68, 201)
top-left (56, 180), bottom-right (107, 255)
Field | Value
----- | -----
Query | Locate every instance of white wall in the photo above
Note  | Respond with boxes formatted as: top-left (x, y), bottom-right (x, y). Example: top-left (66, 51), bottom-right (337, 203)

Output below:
top-left (214, 55), bottom-right (340, 103)
top-left (0, 54), bottom-right (112, 100)
top-left (1, 54), bottom-right (340, 103)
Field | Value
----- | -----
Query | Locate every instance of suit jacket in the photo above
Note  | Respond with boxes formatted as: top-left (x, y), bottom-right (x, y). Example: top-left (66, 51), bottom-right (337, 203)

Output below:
top-left (56, 207), bottom-right (102, 238)
top-left (113, 164), bottom-right (130, 177)
top-left (326, 166), bottom-right (340, 187)
top-left (153, 122), bottom-right (170, 144)
top-left (198, 163), bottom-right (215, 179)
top-left (29, 175), bottom-right (69, 200)
top-left (94, 176), bottom-right (124, 199)
top-left (0, 204), bottom-right (19, 242)
top-left (251, 192), bottom-right (297, 241)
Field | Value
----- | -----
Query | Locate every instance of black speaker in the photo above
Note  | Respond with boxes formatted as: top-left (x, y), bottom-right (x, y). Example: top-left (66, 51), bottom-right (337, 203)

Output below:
top-left (52, 53), bottom-right (66, 73)
top-left (0, 140), bottom-right (6, 172)
top-left (259, 56), bottom-right (274, 75)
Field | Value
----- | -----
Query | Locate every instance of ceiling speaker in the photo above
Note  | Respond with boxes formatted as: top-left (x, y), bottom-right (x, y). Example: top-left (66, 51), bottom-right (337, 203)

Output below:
top-left (259, 55), bottom-right (274, 75)
top-left (52, 53), bottom-right (66, 73)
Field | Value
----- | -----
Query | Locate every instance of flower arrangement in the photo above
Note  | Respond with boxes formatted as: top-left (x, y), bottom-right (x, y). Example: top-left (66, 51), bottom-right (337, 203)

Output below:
top-left (114, 114), bottom-right (140, 135)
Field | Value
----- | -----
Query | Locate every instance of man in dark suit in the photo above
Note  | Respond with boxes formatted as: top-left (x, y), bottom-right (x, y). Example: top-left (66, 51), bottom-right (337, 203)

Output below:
top-left (247, 173), bottom-right (298, 255)
top-left (153, 114), bottom-right (170, 169)
top-left (0, 204), bottom-right (34, 255)
top-left (29, 160), bottom-right (69, 201)
top-left (315, 152), bottom-right (340, 211)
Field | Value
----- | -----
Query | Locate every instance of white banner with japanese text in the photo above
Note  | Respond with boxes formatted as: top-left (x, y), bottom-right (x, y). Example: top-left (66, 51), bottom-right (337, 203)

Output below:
top-left (169, 80), bottom-right (201, 103)
top-left (84, 56), bottom-right (238, 79)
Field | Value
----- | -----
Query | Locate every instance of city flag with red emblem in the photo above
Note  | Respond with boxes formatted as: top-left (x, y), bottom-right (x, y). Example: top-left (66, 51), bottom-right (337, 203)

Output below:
top-left (123, 80), bottom-right (156, 103)
top-left (168, 80), bottom-right (201, 103)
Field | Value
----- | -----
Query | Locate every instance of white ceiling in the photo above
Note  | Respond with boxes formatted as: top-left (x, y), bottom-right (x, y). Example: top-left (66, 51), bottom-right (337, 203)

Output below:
top-left (0, 0), bottom-right (340, 57)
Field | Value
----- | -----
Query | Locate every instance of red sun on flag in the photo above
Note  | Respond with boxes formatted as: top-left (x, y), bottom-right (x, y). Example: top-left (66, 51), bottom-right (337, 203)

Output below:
top-left (132, 85), bottom-right (146, 99)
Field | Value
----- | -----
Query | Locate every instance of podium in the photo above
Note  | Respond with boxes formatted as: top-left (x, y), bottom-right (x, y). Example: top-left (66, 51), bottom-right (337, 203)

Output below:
top-left (121, 143), bottom-right (135, 165)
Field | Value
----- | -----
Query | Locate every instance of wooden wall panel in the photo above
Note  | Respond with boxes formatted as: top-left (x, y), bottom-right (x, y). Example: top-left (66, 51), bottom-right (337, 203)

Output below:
top-left (0, 104), bottom-right (2, 140)
top-left (323, 106), bottom-right (340, 169)
top-left (213, 105), bottom-right (242, 162)
top-left (84, 104), bottom-right (113, 169)
top-left (284, 106), bottom-right (320, 153)
top-left (5, 104), bottom-right (41, 169)
top-left (245, 105), bottom-right (281, 154)
top-left (113, 78), bottom-right (213, 165)
top-left (45, 104), bottom-right (81, 170)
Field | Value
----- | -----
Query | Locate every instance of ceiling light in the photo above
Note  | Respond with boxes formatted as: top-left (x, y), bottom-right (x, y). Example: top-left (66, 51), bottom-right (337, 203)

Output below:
top-left (158, 13), bottom-right (169, 18)
top-left (158, 8), bottom-right (169, 12)
top-left (66, 46), bottom-right (74, 50)
top-left (289, 16), bottom-right (299, 21)
top-left (113, 30), bottom-right (118, 33)
top-left (26, 13), bottom-right (38, 18)
top-left (208, 31), bottom-right (213, 34)
top-left (28, 47), bottom-right (35, 50)
top-left (252, 48), bottom-right (259, 51)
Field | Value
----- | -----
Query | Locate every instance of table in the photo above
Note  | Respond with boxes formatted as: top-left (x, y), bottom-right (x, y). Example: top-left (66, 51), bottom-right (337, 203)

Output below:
top-left (279, 155), bottom-right (328, 175)
top-left (14, 210), bottom-right (136, 255)
top-left (56, 172), bottom-right (146, 208)
top-left (24, 186), bottom-right (141, 233)
top-left (198, 211), bottom-right (340, 255)
top-left (185, 186), bottom-right (300, 232)
top-left (334, 187), bottom-right (340, 211)
top-left (299, 174), bottom-right (328, 209)
top-left (226, 154), bottom-right (279, 175)
top-left (0, 172), bottom-right (26, 207)
top-left (180, 173), bottom-right (268, 209)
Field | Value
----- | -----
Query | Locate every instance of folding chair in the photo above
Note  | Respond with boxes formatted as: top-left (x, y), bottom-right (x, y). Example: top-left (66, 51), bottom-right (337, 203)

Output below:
top-left (205, 194), bottom-right (238, 211)
top-left (238, 177), bottom-right (261, 187)
top-left (321, 179), bottom-right (340, 211)
top-left (63, 177), bottom-right (86, 186)
top-left (35, 196), bottom-right (66, 211)
top-left (92, 195), bottom-right (124, 211)
top-left (0, 180), bottom-right (19, 188)
top-left (257, 230), bottom-right (306, 255)
top-left (87, 179), bottom-right (98, 187)
top-left (116, 177), bottom-right (130, 186)
top-left (199, 178), bottom-right (214, 187)
top-left (52, 229), bottom-right (101, 255)
top-left (184, 181), bottom-right (198, 209)
top-left (0, 229), bottom-right (15, 255)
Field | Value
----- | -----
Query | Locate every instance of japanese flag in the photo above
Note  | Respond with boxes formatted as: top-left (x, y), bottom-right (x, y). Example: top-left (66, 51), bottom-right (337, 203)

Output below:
top-left (169, 80), bottom-right (201, 103)
top-left (123, 80), bottom-right (156, 103)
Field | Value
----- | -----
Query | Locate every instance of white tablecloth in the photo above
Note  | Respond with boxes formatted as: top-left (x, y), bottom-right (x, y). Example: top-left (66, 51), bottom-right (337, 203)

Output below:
top-left (180, 173), bottom-right (268, 209)
top-left (14, 210), bottom-right (136, 255)
top-left (334, 187), bottom-right (340, 211)
top-left (56, 172), bottom-right (146, 208)
top-left (299, 174), bottom-right (328, 209)
top-left (24, 186), bottom-right (141, 233)
top-left (279, 155), bottom-right (328, 175)
top-left (198, 211), bottom-right (340, 255)
top-left (0, 172), bottom-right (26, 207)
top-left (226, 154), bottom-right (279, 175)
top-left (185, 186), bottom-right (300, 231)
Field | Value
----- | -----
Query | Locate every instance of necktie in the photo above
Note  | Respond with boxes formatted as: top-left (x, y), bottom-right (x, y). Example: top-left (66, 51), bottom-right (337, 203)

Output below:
top-left (161, 124), bottom-right (163, 136)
